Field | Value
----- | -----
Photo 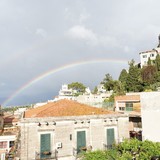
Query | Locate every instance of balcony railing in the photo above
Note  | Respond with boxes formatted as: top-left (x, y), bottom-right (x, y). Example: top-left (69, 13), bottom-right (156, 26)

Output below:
top-left (35, 150), bottom-right (58, 160)
top-left (103, 143), bottom-right (113, 150)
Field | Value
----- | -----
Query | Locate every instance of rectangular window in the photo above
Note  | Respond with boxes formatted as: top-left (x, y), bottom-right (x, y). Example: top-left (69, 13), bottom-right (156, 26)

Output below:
top-left (40, 134), bottom-right (51, 159)
top-left (107, 128), bottom-right (115, 148)
top-left (143, 55), bottom-right (147, 58)
top-left (119, 107), bottom-right (125, 111)
top-left (0, 141), bottom-right (7, 149)
top-left (125, 102), bottom-right (133, 111)
top-left (150, 54), bottom-right (154, 57)
top-left (9, 141), bottom-right (14, 148)
top-left (77, 131), bottom-right (86, 153)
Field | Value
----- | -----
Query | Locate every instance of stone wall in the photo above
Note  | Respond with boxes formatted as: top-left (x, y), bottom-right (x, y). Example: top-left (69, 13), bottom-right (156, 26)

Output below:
top-left (20, 115), bottom-right (129, 160)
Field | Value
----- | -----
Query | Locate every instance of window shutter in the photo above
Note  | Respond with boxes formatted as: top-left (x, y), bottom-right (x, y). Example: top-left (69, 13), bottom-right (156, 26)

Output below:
top-left (107, 128), bottom-right (115, 147)
top-left (77, 131), bottom-right (86, 153)
top-left (40, 134), bottom-right (51, 158)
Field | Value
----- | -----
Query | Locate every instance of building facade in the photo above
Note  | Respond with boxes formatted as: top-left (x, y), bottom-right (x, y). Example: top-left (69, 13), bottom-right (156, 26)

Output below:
top-left (115, 95), bottom-right (140, 112)
top-left (20, 99), bottom-right (129, 160)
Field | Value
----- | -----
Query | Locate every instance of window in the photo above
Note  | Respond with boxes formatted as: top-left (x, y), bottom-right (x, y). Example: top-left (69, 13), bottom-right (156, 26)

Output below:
top-left (9, 141), bottom-right (14, 148)
top-left (77, 131), bottom-right (86, 153)
top-left (0, 141), bottom-right (7, 149)
top-left (125, 102), bottom-right (133, 111)
top-left (143, 55), bottom-right (147, 58)
top-left (107, 128), bottom-right (115, 148)
top-left (150, 54), bottom-right (154, 57)
top-left (40, 134), bottom-right (51, 159)
top-left (119, 107), bottom-right (125, 111)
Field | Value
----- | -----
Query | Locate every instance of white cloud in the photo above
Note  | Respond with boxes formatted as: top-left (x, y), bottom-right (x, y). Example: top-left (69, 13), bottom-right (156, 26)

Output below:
top-left (67, 25), bottom-right (97, 45)
top-left (67, 25), bottom-right (122, 48)
top-left (35, 28), bottom-right (47, 38)
top-left (79, 12), bottom-right (90, 24)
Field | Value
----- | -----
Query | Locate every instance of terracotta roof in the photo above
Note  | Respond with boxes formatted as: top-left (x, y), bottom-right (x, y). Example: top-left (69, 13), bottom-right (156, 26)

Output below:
top-left (24, 99), bottom-right (115, 118)
top-left (139, 49), bottom-right (158, 54)
top-left (4, 115), bottom-right (19, 123)
top-left (115, 95), bottom-right (140, 101)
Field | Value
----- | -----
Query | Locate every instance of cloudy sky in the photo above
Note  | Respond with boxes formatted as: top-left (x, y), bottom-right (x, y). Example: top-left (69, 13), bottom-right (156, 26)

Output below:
top-left (1, 0), bottom-right (160, 106)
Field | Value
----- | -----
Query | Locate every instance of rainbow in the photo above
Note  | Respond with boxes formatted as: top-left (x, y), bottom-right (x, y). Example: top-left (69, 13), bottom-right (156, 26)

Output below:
top-left (2, 58), bottom-right (128, 106)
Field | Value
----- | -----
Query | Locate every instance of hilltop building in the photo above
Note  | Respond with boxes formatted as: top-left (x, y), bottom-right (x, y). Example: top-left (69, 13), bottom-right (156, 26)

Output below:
top-left (139, 35), bottom-right (160, 68)
top-left (51, 84), bottom-right (112, 108)
top-left (53, 84), bottom-right (91, 101)
top-left (76, 91), bottom-right (112, 108)
top-left (20, 99), bottom-right (129, 160)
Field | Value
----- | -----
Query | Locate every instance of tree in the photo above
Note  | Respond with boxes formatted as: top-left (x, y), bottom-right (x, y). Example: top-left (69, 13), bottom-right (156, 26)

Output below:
top-left (147, 57), bottom-right (152, 65)
top-left (92, 86), bottom-right (98, 94)
top-left (141, 65), bottom-right (156, 85)
top-left (68, 82), bottom-right (86, 96)
top-left (81, 139), bottom-right (160, 160)
top-left (126, 59), bottom-right (143, 92)
top-left (155, 54), bottom-right (160, 71)
top-left (113, 80), bottom-right (125, 96)
top-left (118, 69), bottom-right (128, 91)
top-left (101, 74), bottom-right (115, 91)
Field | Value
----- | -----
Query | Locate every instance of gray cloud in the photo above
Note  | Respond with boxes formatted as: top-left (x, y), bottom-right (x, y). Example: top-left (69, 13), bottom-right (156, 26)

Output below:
top-left (1, 0), bottom-right (160, 106)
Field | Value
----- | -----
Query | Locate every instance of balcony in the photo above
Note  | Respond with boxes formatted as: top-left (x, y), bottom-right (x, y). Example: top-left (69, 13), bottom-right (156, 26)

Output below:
top-left (35, 150), bottom-right (58, 160)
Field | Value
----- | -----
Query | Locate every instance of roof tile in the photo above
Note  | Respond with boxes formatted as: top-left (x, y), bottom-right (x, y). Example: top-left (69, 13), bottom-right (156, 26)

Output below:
top-left (24, 99), bottom-right (115, 118)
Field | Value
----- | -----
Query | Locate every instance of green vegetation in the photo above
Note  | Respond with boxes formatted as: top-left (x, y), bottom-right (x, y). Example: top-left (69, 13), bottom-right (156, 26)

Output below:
top-left (80, 139), bottom-right (160, 160)
top-left (1, 105), bottom-right (32, 113)
top-left (92, 86), bottom-right (98, 94)
top-left (101, 56), bottom-right (160, 103)
top-left (68, 82), bottom-right (86, 96)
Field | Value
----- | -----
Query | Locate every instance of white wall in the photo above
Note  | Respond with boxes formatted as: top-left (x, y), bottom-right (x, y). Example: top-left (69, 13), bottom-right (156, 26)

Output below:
top-left (141, 92), bottom-right (160, 142)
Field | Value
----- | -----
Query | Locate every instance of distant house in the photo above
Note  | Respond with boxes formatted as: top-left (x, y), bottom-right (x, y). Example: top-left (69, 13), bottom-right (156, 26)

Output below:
top-left (114, 95), bottom-right (142, 140)
top-left (0, 135), bottom-right (16, 159)
top-left (0, 113), bottom-right (20, 160)
top-left (115, 95), bottom-right (140, 112)
top-left (51, 84), bottom-right (112, 108)
top-left (139, 35), bottom-right (160, 68)
top-left (20, 99), bottom-right (129, 160)
top-left (76, 92), bottom-right (112, 108)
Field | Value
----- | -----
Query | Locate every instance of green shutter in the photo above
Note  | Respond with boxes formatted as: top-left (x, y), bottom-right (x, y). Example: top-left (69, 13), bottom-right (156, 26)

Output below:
top-left (107, 128), bottom-right (115, 147)
top-left (77, 131), bottom-right (86, 153)
top-left (40, 134), bottom-right (51, 158)
top-left (126, 102), bottom-right (133, 111)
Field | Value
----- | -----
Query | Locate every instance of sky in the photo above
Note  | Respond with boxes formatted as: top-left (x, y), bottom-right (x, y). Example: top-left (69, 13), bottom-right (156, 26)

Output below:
top-left (1, 0), bottom-right (160, 107)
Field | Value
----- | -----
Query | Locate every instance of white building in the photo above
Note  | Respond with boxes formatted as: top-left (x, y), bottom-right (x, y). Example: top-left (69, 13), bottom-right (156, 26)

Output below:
top-left (141, 92), bottom-right (160, 142)
top-left (97, 84), bottom-right (106, 93)
top-left (52, 84), bottom-right (112, 108)
top-left (76, 92), bottom-right (112, 108)
top-left (0, 135), bottom-right (16, 160)
top-left (20, 99), bottom-right (129, 160)
top-left (139, 35), bottom-right (160, 68)
top-left (58, 84), bottom-right (74, 99)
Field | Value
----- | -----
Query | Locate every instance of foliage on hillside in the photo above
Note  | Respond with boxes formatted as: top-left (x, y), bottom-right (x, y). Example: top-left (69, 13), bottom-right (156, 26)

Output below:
top-left (80, 139), bottom-right (160, 160)
top-left (101, 56), bottom-right (160, 102)
top-left (68, 82), bottom-right (86, 96)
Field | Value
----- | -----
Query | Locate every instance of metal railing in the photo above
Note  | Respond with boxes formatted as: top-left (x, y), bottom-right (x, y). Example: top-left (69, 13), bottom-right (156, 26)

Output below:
top-left (35, 150), bottom-right (58, 160)
top-left (103, 143), bottom-right (113, 150)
